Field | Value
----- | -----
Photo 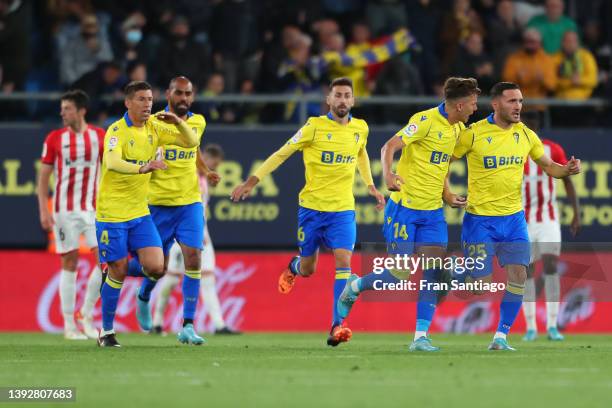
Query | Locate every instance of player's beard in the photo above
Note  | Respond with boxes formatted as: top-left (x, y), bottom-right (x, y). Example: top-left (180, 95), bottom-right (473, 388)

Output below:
top-left (331, 105), bottom-right (349, 118)
top-left (171, 101), bottom-right (190, 117)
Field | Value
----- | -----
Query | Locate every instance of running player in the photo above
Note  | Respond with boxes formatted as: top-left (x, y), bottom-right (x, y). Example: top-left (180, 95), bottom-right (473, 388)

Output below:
top-left (37, 90), bottom-right (105, 340)
top-left (231, 77), bottom-right (385, 346)
top-left (96, 81), bottom-right (199, 347)
top-left (448, 82), bottom-right (581, 351)
top-left (521, 114), bottom-right (581, 342)
top-left (337, 78), bottom-right (480, 351)
top-left (153, 144), bottom-right (240, 335)
top-left (125, 77), bottom-right (211, 345)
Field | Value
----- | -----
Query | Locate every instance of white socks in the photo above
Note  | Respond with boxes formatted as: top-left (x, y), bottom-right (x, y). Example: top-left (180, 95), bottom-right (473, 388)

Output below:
top-left (153, 274), bottom-right (180, 327)
top-left (59, 270), bottom-right (77, 331)
top-left (545, 274), bottom-right (560, 329)
top-left (414, 331), bottom-right (427, 341)
top-left (494, 332), bottom-right (507, 340)
top-left (80, 266), bottom-right (102, 319)
top-left (523, 278), bottom-right (537, 331)
top-left (201, 274), bottom-right (225, 330)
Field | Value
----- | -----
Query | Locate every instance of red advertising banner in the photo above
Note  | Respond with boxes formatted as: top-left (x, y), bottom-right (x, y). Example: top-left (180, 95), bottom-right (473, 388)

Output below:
top-left (0, 250), bottom-right (610, 333)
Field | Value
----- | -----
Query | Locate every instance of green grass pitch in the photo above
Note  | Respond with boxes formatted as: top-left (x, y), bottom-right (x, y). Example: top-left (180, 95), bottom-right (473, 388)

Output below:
top-left (1, 333), bottom-right (611, 408)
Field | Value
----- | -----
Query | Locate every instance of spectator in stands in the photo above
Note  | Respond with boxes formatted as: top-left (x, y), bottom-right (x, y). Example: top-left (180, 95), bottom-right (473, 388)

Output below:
top-left (210, 0), bottom-right (261, 93)
top-left (527, 0), bottom-right (577, 54)
top-left (503, 29), bottom-right (557, 99)
top-left (114, 12), bottom-right (147, 66)
top-left (406, 0), bottom-right (442, 95)
top-left (156, 16), bottom-right (210, 90)
top-left (0, 0), bottom-right (30, 92)
top-left (312, 18), bottom-right (340, 52)
top-left (366, 0), bottom-right (407, 36)
top-left (72, 61), bottom-right (125, 122)
top-left (552, 31), bottom-right (598, 100)
top-left (452, 31), bottom-right (496, 92)
top-left (438, 0), bottom-right (485, 75)
top-left (200, 72), bottom-right (234, 124)
top-left (583, 19), bottom-right (611, 96)
top-left (486, 0), bottom-right (523, 76)
top-left (59, 13), bottom-right (113, 87)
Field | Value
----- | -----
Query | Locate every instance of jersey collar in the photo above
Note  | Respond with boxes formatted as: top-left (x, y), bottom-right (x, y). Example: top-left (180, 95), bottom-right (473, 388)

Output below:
top-left (487, 113), bottom-right (496, 124)
top-left (326, 111), bottom-right (352, 123)
top-left (165, 105), bottom-right (194, 118)
top-left (438, 103), bottom-right (449, 120)
top-left (123, 111), bottom-right (133, 127)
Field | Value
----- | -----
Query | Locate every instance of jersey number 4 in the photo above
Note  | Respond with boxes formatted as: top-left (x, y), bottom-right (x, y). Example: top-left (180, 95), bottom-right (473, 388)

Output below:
top-left (100, 230), bottom-right (110, 245)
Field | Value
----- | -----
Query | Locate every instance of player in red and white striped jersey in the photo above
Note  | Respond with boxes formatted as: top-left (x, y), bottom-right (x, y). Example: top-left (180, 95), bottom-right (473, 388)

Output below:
top-left (37, 90), bottom-right (105, 340)
top-left (521, 123), bottom-right (581, 341)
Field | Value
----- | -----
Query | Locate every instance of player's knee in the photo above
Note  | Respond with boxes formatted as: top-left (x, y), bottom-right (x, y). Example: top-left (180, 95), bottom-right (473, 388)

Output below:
top-left (184, 253), bottom-right (201, 271)
top-left (144, 264), bottom-right (165, 280)
top-left (60, 251), bottom-right (79, 271)
top-left (542, 257), bottom-right (558, 275)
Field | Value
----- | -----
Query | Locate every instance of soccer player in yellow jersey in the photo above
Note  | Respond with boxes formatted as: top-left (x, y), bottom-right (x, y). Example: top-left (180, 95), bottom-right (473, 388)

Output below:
top-left (231, 77), bottom-right (385, 346)
top-left (448, 82), bottom-right (581, 351)
top-left (123, 77), bottom-right (216, 345)
top-left (337, 78), bottom-right (481, 352)
top-left (96, 81), bottom-right (200, 347)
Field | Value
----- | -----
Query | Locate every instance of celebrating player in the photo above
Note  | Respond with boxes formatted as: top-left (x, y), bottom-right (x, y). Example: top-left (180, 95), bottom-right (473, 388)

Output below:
top-left (337, 78), bottom-right (480, 352)
top-left (448, 82), bottom-right (581, 351)
top-left (231, 77), bottom-right (385, 346)
top-left (37, 90), bottom-right (105, 340)
top-left (152, 144), bottom-right (239, 335)
top-left (96, 81), bottom-right (200, 347)
top-left (521, 114), bottom-right (581, 342)
top-left (124, 77), bottom-right (212, 345)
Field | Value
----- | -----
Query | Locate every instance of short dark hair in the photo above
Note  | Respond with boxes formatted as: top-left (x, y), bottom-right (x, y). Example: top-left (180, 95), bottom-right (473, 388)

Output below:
top-left (444, 77), bottom-right (481, 100)
top-left (490, 82), bottom-right (520, 98)
top-left (124, 80), bottom-right (152, 98)
top-left (169, 75), bottom-right (192, 90)
top-left (203, 143), bottom-right (224, 159)
top-left (61, 89), bottom-right (89, 110)
top-left (330, 77), bottom-right (353, 91)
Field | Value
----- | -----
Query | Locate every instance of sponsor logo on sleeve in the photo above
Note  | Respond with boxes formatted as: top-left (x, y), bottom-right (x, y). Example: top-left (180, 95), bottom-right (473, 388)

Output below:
top-left (403, 123), bottom-right (418, 137)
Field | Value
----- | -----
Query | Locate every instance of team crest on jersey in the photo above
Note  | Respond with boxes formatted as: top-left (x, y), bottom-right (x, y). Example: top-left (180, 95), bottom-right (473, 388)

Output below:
top-left (327, 133), bottom-right (332, 140)
top-left (438, 131), bottom-right (443, 139)
top-left (513, 132), bottom-right (520, 143)
top-left (108, 136), bottom-right (118, 148)
top-left (129, 139), bottom-right (135, 147)
top-left (486, 136), bottom-right (492, 144)
top-left (403, 123), bottom-right (418, 137)
top-left (354, 133), bottom-right (360, 143)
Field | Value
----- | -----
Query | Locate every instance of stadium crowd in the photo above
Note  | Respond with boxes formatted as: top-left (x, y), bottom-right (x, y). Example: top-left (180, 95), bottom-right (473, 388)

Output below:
top-left (0, 0), bottom-right (611, 124)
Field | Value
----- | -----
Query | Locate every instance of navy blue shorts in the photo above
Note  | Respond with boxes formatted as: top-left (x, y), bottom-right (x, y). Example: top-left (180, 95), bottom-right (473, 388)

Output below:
top-left (382, 199), bottom-right (447, 255)
top-left (96, 215), bottom-right (162, 263)
top-left (149, 202), bottom-right (205, 256)
top-left (461, 211), bottom-right (530, 278)
top-left (297, 206), bottom-right (356, 257)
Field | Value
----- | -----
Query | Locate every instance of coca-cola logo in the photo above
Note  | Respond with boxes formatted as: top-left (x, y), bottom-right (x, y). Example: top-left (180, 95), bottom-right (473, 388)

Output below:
top-left (37, 258), bottom-right (256, 333)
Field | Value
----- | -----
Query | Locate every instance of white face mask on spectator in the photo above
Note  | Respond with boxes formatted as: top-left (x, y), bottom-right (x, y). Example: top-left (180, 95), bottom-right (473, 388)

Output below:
top-left (126, 29), bottom-right (143, 45)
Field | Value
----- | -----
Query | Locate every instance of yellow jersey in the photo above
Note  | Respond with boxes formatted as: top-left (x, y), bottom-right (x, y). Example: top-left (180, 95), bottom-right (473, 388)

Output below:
top-left (147, 108), bottom-right (206, 206)
top-left (453, 113), bottom-right (545, 216)
top-left (390, 104), bottom-right (465, 210)
top-left (97, 112), bottom-right (190, 222)
top-left (287, 113), bottom-right (369, 212)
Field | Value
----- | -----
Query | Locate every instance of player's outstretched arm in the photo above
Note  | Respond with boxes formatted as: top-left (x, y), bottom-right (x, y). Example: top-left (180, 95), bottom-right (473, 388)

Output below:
top-left (37, 164), bottom-right (54, 231)
top-left (153, 112), bottom-right (199, 147)
top-left (535, 154), bottom-right (581, 179)
top-left (380, 135), bottom-right (406, 192)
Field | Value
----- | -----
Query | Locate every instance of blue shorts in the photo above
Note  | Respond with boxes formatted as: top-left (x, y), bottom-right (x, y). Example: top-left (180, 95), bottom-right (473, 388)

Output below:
top-left (461, 211), bottom-right (530, 278)
top-left (297, 207), bottom-right (356, 257)
top-left (382, 199), bottom-right (447, 255)
top-left (96, 215), bottom-right (162, 263)
top-left (149, 202), bottom-right (204, 255)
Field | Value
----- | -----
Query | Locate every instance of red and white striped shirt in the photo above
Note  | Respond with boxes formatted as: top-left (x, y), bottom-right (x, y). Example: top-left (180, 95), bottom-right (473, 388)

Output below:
top-left (41, 125), bottom-right (105, 213)
top-left (523, 139), bottom-right (568, 224)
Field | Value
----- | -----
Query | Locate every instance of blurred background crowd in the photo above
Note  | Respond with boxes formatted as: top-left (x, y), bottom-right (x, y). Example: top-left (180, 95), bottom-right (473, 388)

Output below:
top-left (0, 0), bottom-right (610, 125)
